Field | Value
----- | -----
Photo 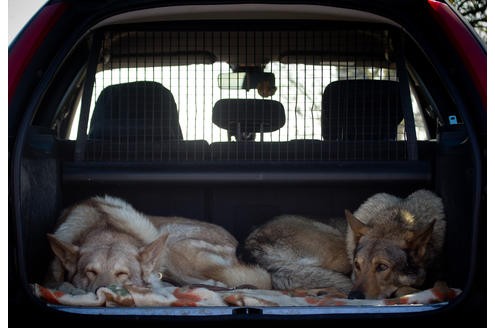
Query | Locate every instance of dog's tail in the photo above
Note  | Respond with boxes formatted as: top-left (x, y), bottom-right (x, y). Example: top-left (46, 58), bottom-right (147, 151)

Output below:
top-left (210, 264), bottom-right (272, 290)
top-left (95, 195), bottom-right (160, 243)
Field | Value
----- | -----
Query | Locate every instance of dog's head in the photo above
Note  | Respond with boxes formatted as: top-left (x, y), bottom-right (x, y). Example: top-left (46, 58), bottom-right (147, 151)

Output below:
top-left (47, 230), bottom-right (167, 292)
top-left (345, 209), bottom-right (435, 299)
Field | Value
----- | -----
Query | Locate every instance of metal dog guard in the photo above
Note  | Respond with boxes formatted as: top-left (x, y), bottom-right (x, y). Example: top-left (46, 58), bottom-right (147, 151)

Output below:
top-left (396, 31), bottom-right (418, 160)
top-left (74, 32), bottom-right (103, 161)
top-left (72, 26), bottom-right (422, 162)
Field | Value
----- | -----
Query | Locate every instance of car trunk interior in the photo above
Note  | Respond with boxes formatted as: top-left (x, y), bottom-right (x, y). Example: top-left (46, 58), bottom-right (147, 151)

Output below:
top-left (15, 18), bottom-right (478, 315)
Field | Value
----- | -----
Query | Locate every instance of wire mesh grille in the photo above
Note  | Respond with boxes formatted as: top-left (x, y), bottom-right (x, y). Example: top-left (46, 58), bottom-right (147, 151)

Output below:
top-left (77, 28), bottom-right (416, 162)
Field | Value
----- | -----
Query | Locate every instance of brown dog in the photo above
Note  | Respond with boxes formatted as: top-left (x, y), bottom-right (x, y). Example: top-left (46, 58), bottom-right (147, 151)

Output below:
top-left (239, 215), bottom-right (353, 293)
top-left (240, 189), bottom-right (446, 298)
top-left (46, 195), bottom-right (271, 292)
top-left (345, 189), bottom-right (446, 299)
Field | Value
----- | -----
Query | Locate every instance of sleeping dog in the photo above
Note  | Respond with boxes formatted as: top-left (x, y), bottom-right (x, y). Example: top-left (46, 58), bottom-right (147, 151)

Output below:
top-left (46, 195), bottom-right (271, 292)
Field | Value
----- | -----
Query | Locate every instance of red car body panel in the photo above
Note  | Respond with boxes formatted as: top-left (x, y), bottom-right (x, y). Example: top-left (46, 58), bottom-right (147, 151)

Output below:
top-left (8, 3), bottom-right (68, 104)
top-left (428, 0), bottom-right (486, 111)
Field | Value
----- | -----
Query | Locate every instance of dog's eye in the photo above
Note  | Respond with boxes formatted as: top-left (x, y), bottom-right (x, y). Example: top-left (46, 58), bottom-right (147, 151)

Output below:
top-left (376, 263), bottom-right (389, 272)
top-left (354, 261), bottom-right (361, 271)
top-left (86, 269), bottom-right (97, 278)
top-left (116, 271), bottom-right (129, 279)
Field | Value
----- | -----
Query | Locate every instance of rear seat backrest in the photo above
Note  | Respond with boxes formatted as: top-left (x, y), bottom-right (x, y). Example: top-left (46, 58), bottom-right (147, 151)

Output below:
top-left (85, 81), bottom-right (208, 161)
top-left (88, 81), bottom-right (183, 141)
top-left (319, 80), bottom-right (407, 160)
top-left (321, 80), bottom-right (404, 141)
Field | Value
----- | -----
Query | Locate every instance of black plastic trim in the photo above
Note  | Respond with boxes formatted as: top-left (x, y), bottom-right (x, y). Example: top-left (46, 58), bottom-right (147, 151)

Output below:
top-left (62, 161), bottom-right (431, 184)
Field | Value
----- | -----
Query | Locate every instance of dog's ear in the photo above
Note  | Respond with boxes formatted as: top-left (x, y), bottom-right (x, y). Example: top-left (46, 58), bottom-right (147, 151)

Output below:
top-left (345, 210), bottom-right (369, 243)
top-left (139, 233), bottom-right (168, 275)
top-left (406, 220), bottom-right (436, 260)
top-left (47, 233), bottom-right (79, 273)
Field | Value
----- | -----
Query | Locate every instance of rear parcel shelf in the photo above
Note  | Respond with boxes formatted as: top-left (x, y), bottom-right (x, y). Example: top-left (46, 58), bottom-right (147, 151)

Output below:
top-left (61, 161), bottom-right (432, 184)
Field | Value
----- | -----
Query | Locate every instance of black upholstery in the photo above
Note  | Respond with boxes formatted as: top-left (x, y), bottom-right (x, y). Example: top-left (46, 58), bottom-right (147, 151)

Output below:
top-left (84, 81), bottom-right (210, 161)
top-left (210, 142), bottom-right (291, 160)
top-left (321, 80), bottom-right (404, 141)
top-left (88, 81), bottom-right (183, 141)
top-left (212, 99), bottom-right (285, 141)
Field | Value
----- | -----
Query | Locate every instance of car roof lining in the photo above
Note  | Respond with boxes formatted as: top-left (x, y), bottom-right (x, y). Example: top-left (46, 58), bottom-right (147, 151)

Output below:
top-left (97, 26), bottom-right (396, 70)
top-left (92, 4), bottom-right (400, 28)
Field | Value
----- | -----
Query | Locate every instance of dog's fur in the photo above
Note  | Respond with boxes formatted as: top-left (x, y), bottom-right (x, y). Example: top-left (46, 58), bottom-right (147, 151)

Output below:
top-left (239, 215), bottom-right (353, 293)
top-left (46, 195), bottom-right (271, 292)
top-left (345, 189), bottom-right (446, 299)
top-left (239, 189), bottom-right (446, 298)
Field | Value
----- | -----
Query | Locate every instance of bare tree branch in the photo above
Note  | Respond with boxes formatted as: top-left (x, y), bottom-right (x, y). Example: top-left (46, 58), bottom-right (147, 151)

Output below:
top-left (448, 0), bottom-right (487, 41)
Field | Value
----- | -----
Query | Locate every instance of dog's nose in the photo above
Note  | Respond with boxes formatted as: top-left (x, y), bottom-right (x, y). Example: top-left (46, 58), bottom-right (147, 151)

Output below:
top-left (348, 290), bottom-right (365, 299)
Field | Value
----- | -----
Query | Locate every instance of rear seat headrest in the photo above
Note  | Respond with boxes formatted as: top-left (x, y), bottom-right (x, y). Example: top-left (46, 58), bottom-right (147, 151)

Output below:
top-left (88, 81), bottom-right (183, 140)
top-left (212, 99), bottom-right (285, 141)
top-left (321, 80), bottom-right (404, 141)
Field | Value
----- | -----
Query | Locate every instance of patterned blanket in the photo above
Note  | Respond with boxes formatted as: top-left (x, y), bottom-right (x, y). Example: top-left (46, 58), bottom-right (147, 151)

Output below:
top-left (33, 281), bottom-right (460, 307)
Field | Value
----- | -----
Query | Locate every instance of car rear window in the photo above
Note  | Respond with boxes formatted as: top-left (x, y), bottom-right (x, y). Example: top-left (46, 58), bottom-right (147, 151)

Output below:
top-left (55, 25), bottom-right (436, 162)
